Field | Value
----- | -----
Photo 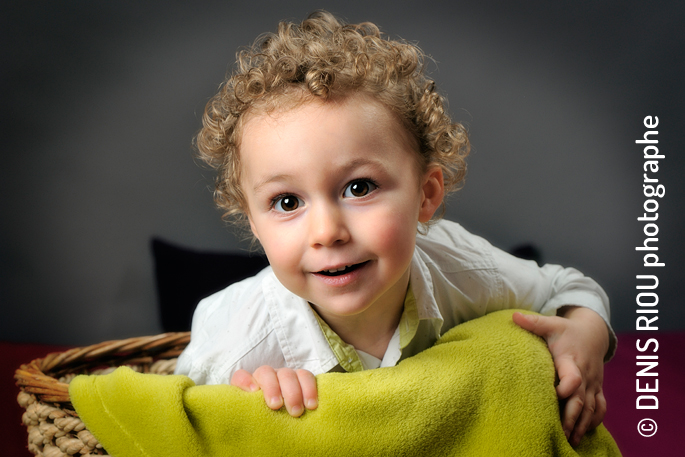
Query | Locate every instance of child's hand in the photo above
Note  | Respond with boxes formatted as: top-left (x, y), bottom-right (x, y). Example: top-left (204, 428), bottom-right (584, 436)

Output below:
top-left (512, 307), bottom-right (609, 447)
top-left (230, 366), bottom-right (318, 417)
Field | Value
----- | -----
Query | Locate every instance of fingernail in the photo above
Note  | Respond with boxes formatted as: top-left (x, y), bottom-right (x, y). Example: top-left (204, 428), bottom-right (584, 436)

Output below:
top-left (290, 405), bottom-right (303, 416)
top-left (306, 398), bottom-right (318, 409)
top-left (249, 383), bottom-right (259, 392)
top-left (270, 396), bottom-right (282, 409)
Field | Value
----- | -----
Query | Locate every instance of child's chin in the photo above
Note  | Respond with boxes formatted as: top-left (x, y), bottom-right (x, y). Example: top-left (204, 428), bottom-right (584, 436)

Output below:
top-left (309, 295), bottom-right (374, 317)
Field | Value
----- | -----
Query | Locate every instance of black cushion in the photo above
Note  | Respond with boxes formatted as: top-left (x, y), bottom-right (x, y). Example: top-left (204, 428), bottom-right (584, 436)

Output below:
top-left (509, 244), bottom-right (543, 265)
top-left (151, 238), bottom-right (269, 332)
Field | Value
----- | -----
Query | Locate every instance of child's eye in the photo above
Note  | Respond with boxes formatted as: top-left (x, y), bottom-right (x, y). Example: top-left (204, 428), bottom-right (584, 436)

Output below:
top-left (272, 195), bottom-right (303, 212)
top-left (343, 180), bottom-right (377, 198)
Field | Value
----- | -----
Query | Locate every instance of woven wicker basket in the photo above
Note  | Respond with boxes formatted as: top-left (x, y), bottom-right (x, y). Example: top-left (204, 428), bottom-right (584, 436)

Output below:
top-left (14, 332), bottom-right (190, 457)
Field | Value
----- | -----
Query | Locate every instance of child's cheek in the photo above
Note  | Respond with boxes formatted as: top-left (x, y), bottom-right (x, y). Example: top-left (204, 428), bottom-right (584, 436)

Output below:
top-left (367, 210), bottom-right (417, 258)
top-left (259, 225), bottom-right (301, 271)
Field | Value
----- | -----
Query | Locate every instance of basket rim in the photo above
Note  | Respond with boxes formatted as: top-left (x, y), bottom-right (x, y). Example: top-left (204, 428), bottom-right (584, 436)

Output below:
top-left (15, 331), bottom-right (190, 405)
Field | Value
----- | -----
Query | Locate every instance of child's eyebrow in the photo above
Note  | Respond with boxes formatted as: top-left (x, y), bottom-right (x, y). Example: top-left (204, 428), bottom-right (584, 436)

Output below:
top-left (251, 158), bottom-right (387, 194)
top-left (252, 174), bottom-right (291, 194)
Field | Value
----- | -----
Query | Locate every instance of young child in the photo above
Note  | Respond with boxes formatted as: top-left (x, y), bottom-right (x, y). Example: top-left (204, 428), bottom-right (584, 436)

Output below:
top-left (175, 11), bottom-right (615, 446)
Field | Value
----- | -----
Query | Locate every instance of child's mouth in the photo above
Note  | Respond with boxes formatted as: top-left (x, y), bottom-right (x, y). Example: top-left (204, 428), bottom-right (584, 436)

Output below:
top-left (317, 261), bottom-right (367, 276)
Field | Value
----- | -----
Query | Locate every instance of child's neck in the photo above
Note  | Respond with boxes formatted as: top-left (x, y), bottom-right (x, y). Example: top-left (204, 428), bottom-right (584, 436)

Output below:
top-left (332, 310), bottom-right (402, 360)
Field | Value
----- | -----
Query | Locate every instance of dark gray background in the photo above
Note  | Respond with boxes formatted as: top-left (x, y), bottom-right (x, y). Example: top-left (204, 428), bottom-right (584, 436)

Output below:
top-left (2, 0), bottom-right (683, 344)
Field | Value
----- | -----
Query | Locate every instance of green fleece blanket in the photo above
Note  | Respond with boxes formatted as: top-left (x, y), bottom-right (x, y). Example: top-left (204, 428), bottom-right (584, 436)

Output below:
top-left (70, 310), bottom-right (620, 456)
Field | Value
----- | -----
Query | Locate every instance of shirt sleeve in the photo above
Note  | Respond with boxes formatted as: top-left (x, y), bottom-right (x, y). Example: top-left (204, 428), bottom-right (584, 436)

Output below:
top-left (420, 220), bottom-right (616, 360)
top-left (490, 244), bottom-right (617, 360)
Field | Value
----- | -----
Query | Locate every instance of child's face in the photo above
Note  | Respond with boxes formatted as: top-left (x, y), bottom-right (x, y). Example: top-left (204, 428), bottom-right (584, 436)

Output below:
top-left (240, 95), bottom-right (443, 325)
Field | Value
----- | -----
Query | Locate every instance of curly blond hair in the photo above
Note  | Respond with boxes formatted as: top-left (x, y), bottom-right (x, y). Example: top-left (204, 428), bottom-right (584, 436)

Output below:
top-left (195, 11), bottom-right (470, 227)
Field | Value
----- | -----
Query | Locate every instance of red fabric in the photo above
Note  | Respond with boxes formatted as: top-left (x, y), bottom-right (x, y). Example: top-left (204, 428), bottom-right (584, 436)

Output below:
top-left (602, 332), bottom-right (685, 456)
top-left (1, 341), bottom-right (72, 457)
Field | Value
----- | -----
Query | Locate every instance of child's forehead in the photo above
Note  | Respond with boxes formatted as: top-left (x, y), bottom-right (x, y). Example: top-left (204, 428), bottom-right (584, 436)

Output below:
top-left (241, 93), bottom-right (415, 147)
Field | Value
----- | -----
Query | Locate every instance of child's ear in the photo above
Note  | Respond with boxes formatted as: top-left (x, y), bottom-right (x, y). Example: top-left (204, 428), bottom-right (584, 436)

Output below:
top-left (418, 165), bottom-right (445, 223)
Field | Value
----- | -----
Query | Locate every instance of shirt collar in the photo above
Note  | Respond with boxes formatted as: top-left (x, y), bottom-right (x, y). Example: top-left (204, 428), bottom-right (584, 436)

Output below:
top-left (409, 246), bottom-right (444, 339)
top-left (264, 273), bottom-right (339, 373)
top-left (312, 285), bottom-right (420, 373)
top-left (312, 310), bottom-right (364, 373)
top-left (312, 268), bottom-right (442, 373)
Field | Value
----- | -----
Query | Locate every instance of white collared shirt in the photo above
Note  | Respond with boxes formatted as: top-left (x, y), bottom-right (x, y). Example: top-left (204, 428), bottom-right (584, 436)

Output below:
top-left (175, 220), bottom-right (614, 385)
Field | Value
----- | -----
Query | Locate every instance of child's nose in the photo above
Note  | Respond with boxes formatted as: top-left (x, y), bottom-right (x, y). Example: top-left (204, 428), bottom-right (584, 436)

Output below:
top-left (308, 203), bottom-right (350, 247)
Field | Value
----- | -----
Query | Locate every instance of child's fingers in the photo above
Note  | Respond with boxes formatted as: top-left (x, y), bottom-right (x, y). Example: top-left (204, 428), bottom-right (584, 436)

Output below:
top-left (511, 312), bottom-right (540, 333)
top-left (568, 389), bottom-right (606, 446)
top-left (229, 369), bottom-right (259, 392)
top-left (512, 312), bottom-right (562, 340)
top-left (296, 369), bottom-right (318, 410)
top-left (554, 356), bottom-right (583, 399)
top-left (276, 368), bottom-right (305, 417)
top-left (230, 366), bottom-right (316, 417)
top-left (590, 390), bottom-right (607, 429)
top-left (570, 392), bottom-right (596, 446)
top-left (562, 394), bottom-right (584, 440)
top-left (253, 366), bottom-right (284, 410)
